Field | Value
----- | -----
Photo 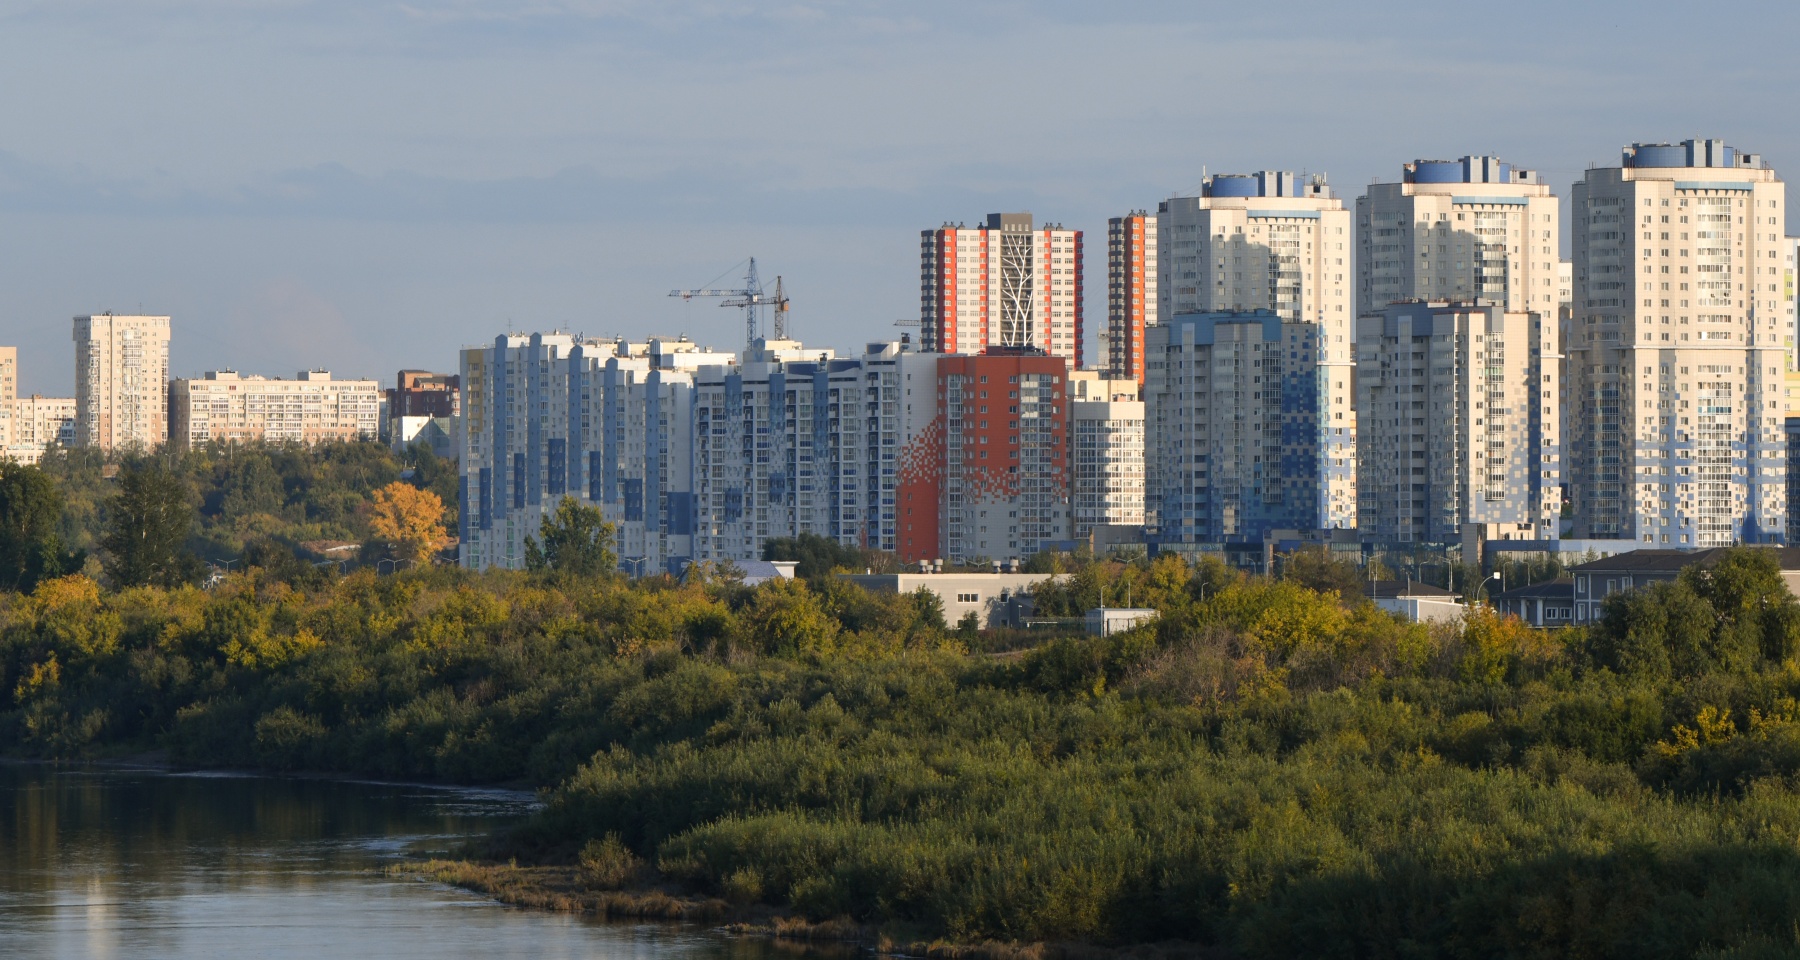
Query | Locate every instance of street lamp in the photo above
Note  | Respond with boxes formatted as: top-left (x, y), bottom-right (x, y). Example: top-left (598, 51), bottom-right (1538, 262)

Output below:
top-left (211, 557), bottom-right (240, 574)
top-left (1475, 571), bottom-right (1503, 607)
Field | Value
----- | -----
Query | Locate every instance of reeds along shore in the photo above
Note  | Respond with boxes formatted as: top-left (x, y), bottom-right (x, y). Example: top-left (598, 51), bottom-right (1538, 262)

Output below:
top-left (11, 443), bottom-right (1800, 955)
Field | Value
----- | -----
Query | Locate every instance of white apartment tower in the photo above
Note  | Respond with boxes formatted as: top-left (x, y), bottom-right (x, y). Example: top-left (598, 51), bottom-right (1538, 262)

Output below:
top-left (74, 314), bottom-right (170, 452)
top-left (920, 213), bottom-right (1084, 367)
top-left (1155, 172), bottom-right (1356, 529)
top-left (1569, 139), bottom-right (1787, 545)
top-left (1105, 212), bottom-right (1156, 384)
top-left (459, 333), bottom-right (736, 574)
top-left (1147, 311), bottom-right (1353, 542)
top-left (1356, 156), bottom-right (1562, 318)
top-left (1355, 302), bottom-right (1561, 556)
top-left (1068, 372), bottom-right (1145, 537)
top-left (690, 339), bottom-right (939, 563)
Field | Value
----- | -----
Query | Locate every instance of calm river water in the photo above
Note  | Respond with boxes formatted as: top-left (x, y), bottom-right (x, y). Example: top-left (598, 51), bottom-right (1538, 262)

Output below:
top-left (0, 763), bottom-right (835, 960)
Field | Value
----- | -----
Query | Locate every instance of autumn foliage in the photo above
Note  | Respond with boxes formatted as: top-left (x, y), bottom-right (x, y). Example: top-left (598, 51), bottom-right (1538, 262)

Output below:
top-left (367, 482), bottom-right (448, 562)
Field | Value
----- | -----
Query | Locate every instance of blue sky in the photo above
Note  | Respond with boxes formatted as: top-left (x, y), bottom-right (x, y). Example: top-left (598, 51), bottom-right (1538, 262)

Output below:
top-left (1, 0), bottom-right (1796, 394)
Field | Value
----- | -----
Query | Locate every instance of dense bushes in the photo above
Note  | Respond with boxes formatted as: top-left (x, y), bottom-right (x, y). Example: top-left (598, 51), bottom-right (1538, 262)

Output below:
top-left (13, 447), bottom-right (1800, 954)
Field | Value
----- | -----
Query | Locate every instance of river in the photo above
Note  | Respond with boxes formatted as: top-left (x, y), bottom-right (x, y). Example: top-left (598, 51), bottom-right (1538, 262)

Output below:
top-left (0, 763), bottom-right (838, 960)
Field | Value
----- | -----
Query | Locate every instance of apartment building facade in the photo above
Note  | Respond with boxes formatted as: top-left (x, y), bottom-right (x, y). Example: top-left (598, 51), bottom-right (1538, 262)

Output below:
top-left (73, 314), bottom-right (170, 452)
top-left (1356, 156), bottom-right (1562, 317)
top-left (459, 333), bottom-right (736, 573)
top-left (1069, 372), bottom-right (1145, 538)
top-left (1355, 302), bottom-right (1561, 556)
top-left (7, 396), bottom-right (76, 464)
top-left (168, 370), bottom-right (381, 448)
top-left (1568, 138), bottom-right (1787, 546)
top-left (1156, 172), bottom-right (1355, 529)
top-left (1147, 310), bottom-right (1347, 543)
top-left (1106, 212), bottom-right (1157, 384)
top-left (920, 213), bottom-right (1084, 367)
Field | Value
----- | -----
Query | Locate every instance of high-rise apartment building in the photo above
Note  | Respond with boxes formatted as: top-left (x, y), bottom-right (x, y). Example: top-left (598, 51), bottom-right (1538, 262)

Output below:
top-left (459, 332), bottom-right (943, 573)
top-left (168, 370), bottom-right (381, 449)
top-left (0, 347), bottom-right (15, 451)
top-left (1568, 138), bottom-right (1787, 546)
top-left (1106, 212), bottom-right (1157, 384)
top-left (929, 352), bottom-right (1071, 563)
top-left (1068, 372), bottom-right (1145, 538)
top-left (920, 214), bottom-right (1084, 367)
top-left (593, 338), bottom-right (737, 572)
top-left (459, 333), bottom-right (736, 573)
top-left (1356, 156), bottom-right (1562, 318)
top-left (73, 314), bottom-right (170, 452)
top-left (1147, 310), bottom-right (1351, 543)
top-left (1355, 302), bottom-right (1560, 556)
top-left (1156, 172), bottom-right (1355, 529)
top-left (692, 339), bottom-right (939, 563)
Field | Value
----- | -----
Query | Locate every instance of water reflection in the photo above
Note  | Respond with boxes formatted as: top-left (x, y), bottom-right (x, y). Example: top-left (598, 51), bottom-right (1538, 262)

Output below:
top-left (0, 764), bottom-right (842, 960)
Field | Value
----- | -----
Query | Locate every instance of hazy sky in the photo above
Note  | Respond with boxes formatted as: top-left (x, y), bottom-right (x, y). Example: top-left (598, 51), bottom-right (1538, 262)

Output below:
top-left (2, 0), bottom-right (1797, 395)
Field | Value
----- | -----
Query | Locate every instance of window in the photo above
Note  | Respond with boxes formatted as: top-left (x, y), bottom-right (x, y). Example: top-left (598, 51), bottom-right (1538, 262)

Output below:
top-left (956, 592), bottom-right (980, 603)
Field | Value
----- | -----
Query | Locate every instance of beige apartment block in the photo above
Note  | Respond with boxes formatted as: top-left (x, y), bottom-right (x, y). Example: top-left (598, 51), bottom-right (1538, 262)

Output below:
top-left (0, 346), bottom-right (15, 449)
top-left (169, 370), bottom-right (381, 449)
top-left (1068, 372), bottom-right (1145, 537)
top-left (1356, 156), bottom-right (1562, 318)
top-left (74, 314), bottom-right (170, 452)
top-left (1355, 302), bottom-right (1561, 557)
top-left (6, 396), bottom-right (77, 465)
top-left (1155, 171), bottom-right (1355, 530)
top-left (1569, 138), bottom-right (1787, 546)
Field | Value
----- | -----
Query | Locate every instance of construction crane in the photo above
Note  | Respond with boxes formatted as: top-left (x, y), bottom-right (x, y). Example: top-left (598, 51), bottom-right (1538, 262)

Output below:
top-left (669, 258), bottom-right (790, 345)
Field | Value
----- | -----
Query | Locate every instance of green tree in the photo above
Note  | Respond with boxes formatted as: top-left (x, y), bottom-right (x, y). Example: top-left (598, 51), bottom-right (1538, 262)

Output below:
top-left (101, 461), bottom-right (199, 588)
top-left (910, 585), bottom-right (947, 632)
top-left (1284, 546), bottom-right (1362, 600)
top-left (762, 532), bottom-right (869, 582)
top-left (738, 577), bottom-right (838, 656)
top-left (406, 442), bottom-right (460, 526)
top-left (524, 496), bottom-right (617, 578)
top-left (0, 462), bottom-right (85, 592)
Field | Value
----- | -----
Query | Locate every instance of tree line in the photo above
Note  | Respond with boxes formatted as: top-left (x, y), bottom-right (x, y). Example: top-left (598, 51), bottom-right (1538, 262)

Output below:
top-left (7, 443), bottom-right (1800, 956)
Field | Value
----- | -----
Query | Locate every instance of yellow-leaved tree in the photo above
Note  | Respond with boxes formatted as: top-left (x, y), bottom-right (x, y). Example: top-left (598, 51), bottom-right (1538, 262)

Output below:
top-left (367, 482), bottom-right (447, 562)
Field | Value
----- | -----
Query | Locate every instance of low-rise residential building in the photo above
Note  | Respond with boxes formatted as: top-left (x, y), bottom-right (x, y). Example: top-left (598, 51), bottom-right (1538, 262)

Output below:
top-left (1491, 578), bottom-right (1575, 628)
top-left (1569, 548), bottom-right (1800, 624)
top-left (168, 370), bottom-right (382, 448)
top-left (1364, 579), bottom-right (1464, 624)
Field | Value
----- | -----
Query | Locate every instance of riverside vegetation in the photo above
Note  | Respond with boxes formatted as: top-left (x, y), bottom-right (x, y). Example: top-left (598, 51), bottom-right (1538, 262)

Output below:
top-left (8, 445), bottom-right (1800, 957)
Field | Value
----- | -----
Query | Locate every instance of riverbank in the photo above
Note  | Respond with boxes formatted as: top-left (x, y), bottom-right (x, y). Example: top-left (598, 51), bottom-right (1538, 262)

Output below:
top-left (396, 858), bottom-right (1216, 960)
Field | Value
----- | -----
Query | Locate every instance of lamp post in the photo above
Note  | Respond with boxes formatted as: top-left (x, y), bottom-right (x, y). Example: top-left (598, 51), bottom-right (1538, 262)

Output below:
top-left (1475, 571), bottom-right (1503, 607)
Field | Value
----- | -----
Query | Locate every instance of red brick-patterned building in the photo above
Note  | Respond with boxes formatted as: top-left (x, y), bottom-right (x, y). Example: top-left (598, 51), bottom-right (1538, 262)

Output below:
top-left (895, 351), bottom-right (1073, 563)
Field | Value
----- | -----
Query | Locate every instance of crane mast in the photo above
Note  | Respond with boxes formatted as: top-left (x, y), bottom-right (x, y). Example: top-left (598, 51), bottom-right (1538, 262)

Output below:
top-left (669, 258), bottom-right (791, 345)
